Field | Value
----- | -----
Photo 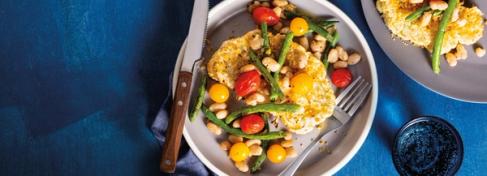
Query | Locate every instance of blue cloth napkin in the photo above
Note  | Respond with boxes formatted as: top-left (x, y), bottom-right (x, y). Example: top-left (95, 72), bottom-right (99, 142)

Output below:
top-left (151, 73), bottom-right (209, 176)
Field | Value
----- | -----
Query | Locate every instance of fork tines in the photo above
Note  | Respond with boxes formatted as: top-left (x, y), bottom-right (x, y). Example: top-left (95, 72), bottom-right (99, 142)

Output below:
top-left (335, 76), bottom-right (372, 116)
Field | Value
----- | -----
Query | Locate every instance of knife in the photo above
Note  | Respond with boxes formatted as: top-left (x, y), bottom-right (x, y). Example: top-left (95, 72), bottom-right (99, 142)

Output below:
top-left (160, 0), bottom-right (209, 173)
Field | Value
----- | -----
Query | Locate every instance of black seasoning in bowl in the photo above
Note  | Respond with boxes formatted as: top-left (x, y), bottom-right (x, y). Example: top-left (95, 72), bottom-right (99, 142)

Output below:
top-left (392, 116), bottom-right (463, 176)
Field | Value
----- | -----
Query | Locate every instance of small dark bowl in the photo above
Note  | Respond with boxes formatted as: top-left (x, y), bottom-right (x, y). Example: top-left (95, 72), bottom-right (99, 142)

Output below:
top-left (392, 116), bottom-right (464, 176)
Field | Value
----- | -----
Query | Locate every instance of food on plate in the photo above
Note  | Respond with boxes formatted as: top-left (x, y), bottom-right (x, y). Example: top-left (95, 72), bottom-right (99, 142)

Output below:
top-left (189, 0), bottom-right (364, 173)
top-left (376, 0), bottom-right (485, 73)
top-left (230, 142), bottom-right (251, 162)
top-left (267, 144), bottom-right (287, 163)
top-left (240, 114), bottom-right (265, 134)
top-left (252, 6), bottom-right (280, 25)
top-left (189, 75), bottom-right (206, 121)
top-left (234, 70), bottom-right (262, 97)
top-left (209, 83), bottom-right (230, 103)
top-left (331, 68), bottom-right (353, 88)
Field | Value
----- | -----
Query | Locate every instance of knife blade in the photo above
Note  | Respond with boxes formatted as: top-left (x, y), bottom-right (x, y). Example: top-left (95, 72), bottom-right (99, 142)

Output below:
top-left (160, 0), bottom-right (209, 173)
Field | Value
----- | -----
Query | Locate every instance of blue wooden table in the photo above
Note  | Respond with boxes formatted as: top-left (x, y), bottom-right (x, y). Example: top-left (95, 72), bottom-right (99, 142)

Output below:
top-left (0, 0), bottom-right (485, 175)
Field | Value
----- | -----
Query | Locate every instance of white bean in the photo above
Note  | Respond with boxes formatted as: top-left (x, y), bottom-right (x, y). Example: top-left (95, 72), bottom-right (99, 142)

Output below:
top-left (262, 57), bottom-right (280, 72)
top-left (240, 64), bottom-right (257, 73)
top-left (272, 0), bottom-right (288, 7)
top-left (215, 110), bottom-right (228, 119)
top-left (219, 141), bottom-right (231, 151)
top-left (286, 147), bottom-right (298, 158)
top-left (347, 53), bottom-right (361, 65)
top-left (249, 145), bottom-right (263, 156)
top-left (273, 7), bottom-right (283, 18)
top-left (310, 40), bottom-right (326, 53)
top-left (409, 0), bottom-right (423, 3)
top-left (235, 161), bottom-right (249, 172)
top-left (281, 140), bottom-right (293, 148)
top-left (209, 103), bottom-right (227, 112)
top-left (328, 48), bottom-right (339, 63)
top-left (245, 139), bottom-right (262, 147)
top-left (280, 66), bottom-right (291, 74)
top-left (333, 61), bottom-right (348, 69)
top-left (228, 135), bottom-right (243, 144)
top-left (299, 37), bottom-right (309, 50)
top-left (475, 47), bottom-right (486, 57)
top-left (430, 0), bottom-right (448, 11)
top-left (445, 53), bottom-right (458, 67)
top-left (232, 119), bottom-right (241, 128)
top-left (206, 122), bottom-right (222, 135)
top-left (250, 36), bottom-right (263, 50)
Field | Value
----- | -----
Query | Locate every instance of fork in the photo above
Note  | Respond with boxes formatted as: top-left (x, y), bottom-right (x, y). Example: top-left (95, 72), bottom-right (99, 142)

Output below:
top-left (279, 76), bottom-right (372, 176)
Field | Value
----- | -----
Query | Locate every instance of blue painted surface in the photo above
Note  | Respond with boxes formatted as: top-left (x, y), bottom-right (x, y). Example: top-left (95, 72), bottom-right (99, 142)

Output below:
top-left (0, 0), bottom-right (485, 175)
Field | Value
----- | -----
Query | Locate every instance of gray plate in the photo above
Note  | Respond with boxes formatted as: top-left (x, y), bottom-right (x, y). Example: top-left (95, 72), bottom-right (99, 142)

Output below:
top-left (361, 0), bottom-right (487, 103)
top-left (174, 0), bottom-right (378, 175)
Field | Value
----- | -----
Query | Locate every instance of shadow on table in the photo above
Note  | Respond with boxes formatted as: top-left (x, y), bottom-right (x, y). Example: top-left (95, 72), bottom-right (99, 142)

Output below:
top-left (373, 65), bottom-right (419, 153)
top-left (138, 0), bottom-right (193, 129)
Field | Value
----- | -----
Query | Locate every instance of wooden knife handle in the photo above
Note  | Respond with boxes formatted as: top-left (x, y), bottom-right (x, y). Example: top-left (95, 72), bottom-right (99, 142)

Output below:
top-left (160, 71), bottom-right (192, 173)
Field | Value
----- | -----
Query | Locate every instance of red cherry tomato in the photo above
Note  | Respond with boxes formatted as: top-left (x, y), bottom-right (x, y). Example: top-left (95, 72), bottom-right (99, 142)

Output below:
top-left (252, 7), bottom-right (280, 26)
top-left (331, 68), bottom-right (353, 88)
top-left (240, 114), bottom-right (265, 134)
top-left (235, 70), bottom-right (262, 97)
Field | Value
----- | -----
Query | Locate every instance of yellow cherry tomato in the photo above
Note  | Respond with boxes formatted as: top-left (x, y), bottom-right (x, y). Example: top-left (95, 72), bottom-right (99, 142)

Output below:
top-left (290, 17), bottom-right (309, 36)
top-left (209, 83), bottom-right (229, 103)
top-left (229, 142), bottom-right (250, 162)
top-left (290, 73), bottom-right (314, 95)
top-left (267, 144), bottom-right (287, 163)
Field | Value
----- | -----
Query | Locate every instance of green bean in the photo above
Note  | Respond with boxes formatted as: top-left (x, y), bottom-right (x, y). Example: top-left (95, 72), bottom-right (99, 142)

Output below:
top-left (316, 20), bottom-right (339, 29)
top-left (189, 74), bottom-right (207, 121)
top-left (432, 10), bottom-right (442, 17)
top-left (261, 113), bottom-right (270, 131)
top-left (261, 22), bottom-right (271, 55)
top-left (405, 5), bottom-right (431, 21)
top-left (249, 50), bottom-right (284, 100)
top-left (272, 32), bottom-right (294, 100)
top-left (322, 31), bottom-right (340, 70)
top-left (283, 10), bottom-right (336, 43)
top-left (283, 10), bottom-right (300, 19)
top-left (202, 105), bottom-right (285, 140)
top-left (308, 21), bottom-right (335, 42)
top-left (250, 139), bottom-right (269, 173)
top-left (432, 0), bottom-right (458, 74)
top-left (225, 103), bottom-right (300, 124)
top-left (250, 112), bottom-right (272, 173)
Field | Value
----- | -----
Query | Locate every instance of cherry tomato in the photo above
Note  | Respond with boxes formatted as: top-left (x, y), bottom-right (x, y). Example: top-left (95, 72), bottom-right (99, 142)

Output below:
top-left (240, 114), bottom-right (265, 134)
top-left (229, 142), bottom-right (250, 162)
top-left (252, 7), bottom-right (280, 26)
top-left (290, 17), bottom-right (309, 36)
top-left (331, 68), bottom-right (353, 88)
top-left (234, 70), bottom-right (262, 97)
top-left (267, 144), bottom-right (287, 163)
top-left (209, 83), bottom-right (230, 103)
top-left (290, 73), bottom-right (314, 95)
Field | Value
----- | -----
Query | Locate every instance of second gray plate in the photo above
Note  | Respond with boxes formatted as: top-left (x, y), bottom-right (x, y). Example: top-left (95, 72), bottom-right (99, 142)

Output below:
top-left (361, 0), bottom-right (487, 103)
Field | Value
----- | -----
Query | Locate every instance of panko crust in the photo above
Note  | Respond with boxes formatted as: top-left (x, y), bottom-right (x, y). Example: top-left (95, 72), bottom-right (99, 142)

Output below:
top-left (207, 30), bottom-right (336, 134)
top-left (376, 0), bottom-right (484, 54)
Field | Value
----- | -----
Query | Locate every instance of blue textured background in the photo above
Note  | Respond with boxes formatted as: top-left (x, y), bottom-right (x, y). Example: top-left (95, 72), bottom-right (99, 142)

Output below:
top-left (0, 0), bottom-right (486, 175)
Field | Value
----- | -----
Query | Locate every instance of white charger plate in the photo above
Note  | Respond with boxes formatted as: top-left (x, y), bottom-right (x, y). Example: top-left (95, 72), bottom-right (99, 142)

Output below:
top-left (172, 0), bottom-right (378, 175)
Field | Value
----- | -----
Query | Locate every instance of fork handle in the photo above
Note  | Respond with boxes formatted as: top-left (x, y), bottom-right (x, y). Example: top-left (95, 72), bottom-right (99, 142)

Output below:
top-left (279, 119), bottom-right (342, 176)
top-left (160, 71), bottom-right (192, 173)
top-left (279, 139), bottom-right (318, 176)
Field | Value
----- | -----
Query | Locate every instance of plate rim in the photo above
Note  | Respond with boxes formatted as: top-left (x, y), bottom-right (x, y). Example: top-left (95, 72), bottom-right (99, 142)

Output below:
top-left (172, 0), bottom-right (379, 175)
top-left (360, 0), bottom-right (487, 104)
